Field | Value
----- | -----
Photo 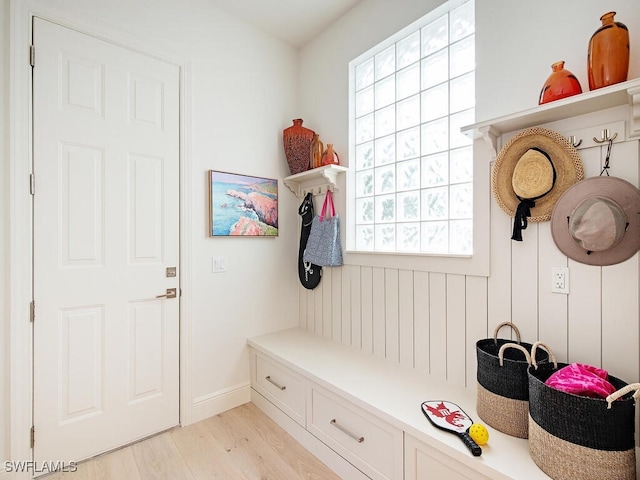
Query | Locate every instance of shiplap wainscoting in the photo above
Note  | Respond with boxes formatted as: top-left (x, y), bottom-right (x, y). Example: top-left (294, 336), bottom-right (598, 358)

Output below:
top-left (299, 267), bottom-right (489, 389)
top-left (298, 108), bottom-right (640, 397)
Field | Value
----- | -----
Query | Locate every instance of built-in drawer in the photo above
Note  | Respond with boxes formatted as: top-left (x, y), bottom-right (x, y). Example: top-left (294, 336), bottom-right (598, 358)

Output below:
top-left (252, 352), bottom-right (305, 426)
top-left (405, 434), bottom-right (495, 480)
top-left (307, 384), bottom-right (403, 480)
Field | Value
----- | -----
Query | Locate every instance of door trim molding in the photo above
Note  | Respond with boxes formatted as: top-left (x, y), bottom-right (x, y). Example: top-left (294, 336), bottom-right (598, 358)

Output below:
top-left (8, 1), bottom-right (32, 475)
top-left (8, 0), bottom-right (194, 467)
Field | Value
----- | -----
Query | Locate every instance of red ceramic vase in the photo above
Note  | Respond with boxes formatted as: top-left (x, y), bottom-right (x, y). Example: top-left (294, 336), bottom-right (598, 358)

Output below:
top-left (283, 119), bottom-right (315, 175)
top-left (538, 61), bottom-right (583, 105)
top-left (588, 11), bottom-right (630, 90)
top-left (321, 144), bottom-right (340, 166)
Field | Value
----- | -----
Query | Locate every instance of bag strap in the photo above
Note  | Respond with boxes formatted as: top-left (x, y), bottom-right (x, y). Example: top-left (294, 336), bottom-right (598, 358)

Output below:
top-left (606, 383), bottom-right (640, 409)
top-left (319, 191), bottom-right (329, 221)
top-left (530, 341), bottom-right (557, 370)
top-left (492, 322), bottom-right (521, 345)
top-left (498, 343), bottom-right (531, 366)
top-left (319, 190), bottom-right (335, 221)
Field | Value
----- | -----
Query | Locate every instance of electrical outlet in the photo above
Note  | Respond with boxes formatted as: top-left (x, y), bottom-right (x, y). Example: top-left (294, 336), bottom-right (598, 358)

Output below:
top-left (551, 266), bottom-right (569, 294)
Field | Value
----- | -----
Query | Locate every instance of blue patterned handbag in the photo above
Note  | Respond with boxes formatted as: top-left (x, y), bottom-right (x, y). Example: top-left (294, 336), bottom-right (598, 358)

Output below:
top-left (303, 191), bottom-right (343, 267)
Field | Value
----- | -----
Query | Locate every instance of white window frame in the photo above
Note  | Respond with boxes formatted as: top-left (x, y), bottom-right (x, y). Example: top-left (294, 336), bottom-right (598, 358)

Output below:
top-left (345, 0), bottom-right (489, 277)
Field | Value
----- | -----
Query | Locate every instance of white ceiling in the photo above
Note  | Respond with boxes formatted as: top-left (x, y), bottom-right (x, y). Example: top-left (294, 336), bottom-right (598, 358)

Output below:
top-left (208, 0), bottom-right (363, 48)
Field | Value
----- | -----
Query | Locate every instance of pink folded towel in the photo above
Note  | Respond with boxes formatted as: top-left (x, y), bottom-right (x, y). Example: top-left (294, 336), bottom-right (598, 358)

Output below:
top-left (545, 363), bottom-right (616, 398)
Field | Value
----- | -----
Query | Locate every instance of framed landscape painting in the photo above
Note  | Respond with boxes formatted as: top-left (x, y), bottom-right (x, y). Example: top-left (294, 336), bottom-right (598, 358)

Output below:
top-left (209, 170), bottom-right (278, 237)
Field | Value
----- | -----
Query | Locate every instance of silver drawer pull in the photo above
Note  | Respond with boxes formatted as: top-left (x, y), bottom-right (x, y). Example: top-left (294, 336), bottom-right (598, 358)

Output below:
top-left (265, 375), bottom-right (286, 391)
top-left (330, 419), bottom-right (364, 443)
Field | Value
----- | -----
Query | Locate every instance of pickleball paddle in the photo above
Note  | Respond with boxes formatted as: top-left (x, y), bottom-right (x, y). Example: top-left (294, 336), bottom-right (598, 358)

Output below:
top-left (421, 400), bottom-right (482, 456)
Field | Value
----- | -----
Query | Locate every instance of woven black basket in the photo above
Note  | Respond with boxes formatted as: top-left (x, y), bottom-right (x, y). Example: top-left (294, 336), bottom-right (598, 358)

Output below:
top-left (476, 322), bottom-right (550, 438)
top-left (528, 358), bottom-right (638, 480)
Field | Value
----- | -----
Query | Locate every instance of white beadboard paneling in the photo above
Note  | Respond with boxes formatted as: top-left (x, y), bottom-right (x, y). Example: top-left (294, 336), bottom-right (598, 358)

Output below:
top-left (564, 142), bottom-right (604, 366)
top-left (314, 278), bottom-right (323, 335)
top-left (385, 269), bottom-right (400, 363)
top-left (600, 139), bottom-right (640, 383)
top-left (537, 221), bottom-right (569, 362)
top-left (322, 269), bottom-right (333, 338)
top-left (602, 255), bottom-right (639, 384)
top-left (510, 225), bottom-right (539, 343)
top-left (299, 285), bottom-right (307, 331)
top-left (429, 273), bottom-right (447, 381)
top-left (341, 266), bottom-right (352, 345)
top-left (413, 271), bottom-right (430, 375)
top-left (350, 266), bottom-right (362, 349)
top-left (568, 260), bottom-right (602, 367)
top-left (446, 274), bottom-right (466, 387)
top-left (331, 268), bottom-right (342, 343)
top-left (398, 270), bottom-right (414, 369)
top-left (372, 267), bottom-right (386, 359)
top-left (466, 276), bottom-right (488, 389)
top-left (488, 182), bottom-right (512, 330)
top-left (360, 267), bottom-right (374, 355)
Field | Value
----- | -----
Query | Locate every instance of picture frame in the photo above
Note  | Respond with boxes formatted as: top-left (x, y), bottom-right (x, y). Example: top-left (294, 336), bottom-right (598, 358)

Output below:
top-left (208, 170), bottom-right (278, 237)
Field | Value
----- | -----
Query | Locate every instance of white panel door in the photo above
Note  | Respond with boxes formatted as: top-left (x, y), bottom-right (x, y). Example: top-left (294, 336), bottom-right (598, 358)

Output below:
top-left (32, 17), bottom-right (180, 463)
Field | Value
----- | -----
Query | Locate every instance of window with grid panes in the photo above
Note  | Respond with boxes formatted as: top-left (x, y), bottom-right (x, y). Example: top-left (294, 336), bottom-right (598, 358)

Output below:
top-left (349, 0), bottom-right (475, 255)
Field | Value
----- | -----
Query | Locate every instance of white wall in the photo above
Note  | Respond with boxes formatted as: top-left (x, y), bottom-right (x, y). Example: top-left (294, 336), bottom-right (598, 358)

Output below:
top-left (297, 0), bottom-right (640, 388)
top-left (2, 0), bottom-right (303, 452)
top-left (475, 0), bottom-right (640, 122)
top-left (0, 0), bottom-right (8, 465)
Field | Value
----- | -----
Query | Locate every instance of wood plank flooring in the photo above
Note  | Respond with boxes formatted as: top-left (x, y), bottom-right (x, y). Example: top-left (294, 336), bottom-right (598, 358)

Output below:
top-left (44, 402), bottom-right (341, 480)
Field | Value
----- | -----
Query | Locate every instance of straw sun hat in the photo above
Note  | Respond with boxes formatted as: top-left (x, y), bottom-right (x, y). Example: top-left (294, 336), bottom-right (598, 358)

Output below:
top-left (492, 127), bottom-right (584, 241)
top-left (551, 177), bottom-right (640, 266)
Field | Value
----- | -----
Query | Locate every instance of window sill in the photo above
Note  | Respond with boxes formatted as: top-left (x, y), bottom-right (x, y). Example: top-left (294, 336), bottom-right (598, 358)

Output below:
top-left (343, 249), bottom-right (487, 277)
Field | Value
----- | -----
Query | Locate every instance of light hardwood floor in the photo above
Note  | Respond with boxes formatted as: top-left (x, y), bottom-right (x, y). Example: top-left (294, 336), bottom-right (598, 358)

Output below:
top-left (45, 402), bottom-right (341, 480)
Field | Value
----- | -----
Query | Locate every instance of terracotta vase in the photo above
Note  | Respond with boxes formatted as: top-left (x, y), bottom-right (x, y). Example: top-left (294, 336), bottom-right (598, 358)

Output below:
top-left (310, 134), bottom-right (324, 169)
top-left (283, 119), bottom-right (315, 175)
top-left (588, 11), bottom-right (630, 90)
top-left (321, 144), bottom-right (340, 166)
top-left (538, 61), bottom-right (583, 105)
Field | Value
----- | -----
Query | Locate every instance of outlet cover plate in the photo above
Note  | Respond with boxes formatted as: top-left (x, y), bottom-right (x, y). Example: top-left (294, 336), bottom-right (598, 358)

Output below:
top-left (551, 266), bottom-right (569, 294)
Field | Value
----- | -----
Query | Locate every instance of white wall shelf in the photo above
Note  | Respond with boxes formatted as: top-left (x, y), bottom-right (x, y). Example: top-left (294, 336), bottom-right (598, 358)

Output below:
top-left (283, 164), bottom-right (348, 197)
top-left (462, 78), bottom-right (640, 156)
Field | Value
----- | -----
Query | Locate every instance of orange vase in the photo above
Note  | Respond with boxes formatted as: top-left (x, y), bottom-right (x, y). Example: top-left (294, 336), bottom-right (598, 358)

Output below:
top-left (538, 61), bottom-right (583, 105)
top-left (587, 11), bottom-right (630, 90)
top-left (310, 134), bottom-right (324, 169)
top-left (321, 144), bottom-right (340, 166)
top-left (283, 119), bottom-right (315, 175)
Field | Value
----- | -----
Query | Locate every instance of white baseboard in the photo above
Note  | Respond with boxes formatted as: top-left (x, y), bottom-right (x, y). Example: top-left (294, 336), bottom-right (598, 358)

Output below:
top-left (190, 382), bottom-right (251, 424)
top-left (251, 388), bottom-right (369, 480)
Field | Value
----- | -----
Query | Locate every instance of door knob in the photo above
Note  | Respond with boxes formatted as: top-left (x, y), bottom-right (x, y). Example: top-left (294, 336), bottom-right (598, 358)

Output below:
top-left (156, 288), bottom-right (177, 299)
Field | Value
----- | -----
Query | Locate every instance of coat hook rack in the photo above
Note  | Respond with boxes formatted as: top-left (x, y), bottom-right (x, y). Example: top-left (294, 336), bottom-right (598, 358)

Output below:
top-left (593, 129), bottom-right (618, 144)
top-left (568, 135), bottom-right (582, 148)
top-left (301, 184), bottom-right (332, 197)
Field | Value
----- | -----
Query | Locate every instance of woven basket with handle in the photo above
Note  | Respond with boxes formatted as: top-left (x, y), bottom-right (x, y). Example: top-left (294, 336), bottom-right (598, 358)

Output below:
top-left (528, 343), bottom-right (638, 480)
top-left (476, 322), bottom-right (549, 438)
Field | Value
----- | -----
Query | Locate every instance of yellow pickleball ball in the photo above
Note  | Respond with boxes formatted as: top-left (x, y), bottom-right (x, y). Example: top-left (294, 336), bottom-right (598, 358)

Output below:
top-left (469, 423), bottom-right (489, 445)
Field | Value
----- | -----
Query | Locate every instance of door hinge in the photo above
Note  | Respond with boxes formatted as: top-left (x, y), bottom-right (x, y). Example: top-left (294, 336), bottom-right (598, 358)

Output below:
top-left (30, 426), bottom-right (35, 448)
top-left (180, 288), bottom-right (182, 297)
top-left (30, 173), bottom-right (35, 195)
top-left (29, 45), bottom-right (35, 67)
top-left (30, 301), bottom-right (35, 323)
